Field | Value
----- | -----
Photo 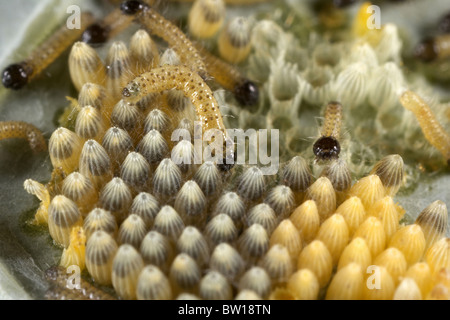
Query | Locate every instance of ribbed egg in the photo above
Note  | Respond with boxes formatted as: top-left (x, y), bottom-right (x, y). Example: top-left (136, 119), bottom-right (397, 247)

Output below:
top-left (111, 244), bottom-right (144, 300)
top-left (48, 195), bottom-right (83, 248)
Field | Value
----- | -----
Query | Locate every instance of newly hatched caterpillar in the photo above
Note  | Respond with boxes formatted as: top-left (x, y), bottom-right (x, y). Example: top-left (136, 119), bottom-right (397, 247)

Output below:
top-left (122, 65), bottom-right (222, 130)
top-left (122, 65), bottom-right (231, 159)
top-left (2, 13), bottom-right (95, 90)
top-left (313, 102), bottom-right (343, 161)
top-left (399, 90), bottom-right (450, 165)
top-left (0, 121), bottom-right (46, 153)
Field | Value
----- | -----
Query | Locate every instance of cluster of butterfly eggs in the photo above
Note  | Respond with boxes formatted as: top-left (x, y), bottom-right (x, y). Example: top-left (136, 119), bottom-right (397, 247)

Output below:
top-left (35, 98), bottom-right (450, 300)
top-left (47, 144), bottom-right (450, 300)
top-left (18, 1), bottom-right (450, 300)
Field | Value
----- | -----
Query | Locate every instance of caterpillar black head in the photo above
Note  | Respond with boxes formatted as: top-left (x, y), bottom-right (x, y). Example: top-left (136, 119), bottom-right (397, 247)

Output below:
top-left (120, 0), bottom-right (145, 15)
top-left (234, 80), bottom-right (259, 107)
top-left (81, 23), bottom-right (109, 46)
top-left (313, 136), bottom-right (341, 161)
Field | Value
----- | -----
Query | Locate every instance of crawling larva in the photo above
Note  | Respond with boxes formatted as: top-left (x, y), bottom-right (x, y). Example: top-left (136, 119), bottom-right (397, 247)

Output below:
top-left (313, 102), bottom-right (343, 161)
top-left (0, 121), bottom-right (46, 153)
top-left (399, 90), bottom-right (450, 165)
top-left (123, 65), bottom-right (226, 137)
top-left (2, 13), bottom-right (95, 90)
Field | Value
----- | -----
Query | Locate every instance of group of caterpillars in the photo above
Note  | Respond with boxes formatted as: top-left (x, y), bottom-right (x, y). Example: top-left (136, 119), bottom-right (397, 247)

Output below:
top-left (0, 0), bottom-right (449, 300)
top-left (1, 0), bottom-right (449, 166)
top-left (0, 0), bottom-right (259, 160)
